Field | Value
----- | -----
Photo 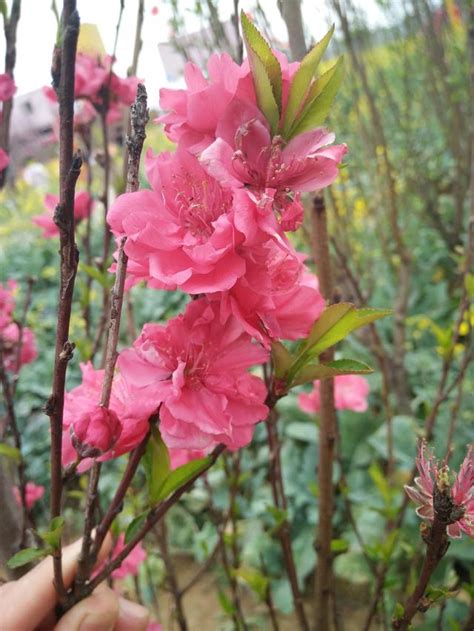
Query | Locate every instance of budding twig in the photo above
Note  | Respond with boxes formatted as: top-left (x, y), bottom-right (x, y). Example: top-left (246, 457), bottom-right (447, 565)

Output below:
top-left (46, 0), bottom-right (81, 605)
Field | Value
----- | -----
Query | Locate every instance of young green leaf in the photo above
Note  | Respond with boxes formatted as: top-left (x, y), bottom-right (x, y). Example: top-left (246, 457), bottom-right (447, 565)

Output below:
top-left (241, 11), bottom-right (281, 132)
top-left (0, 443), bottom-right (21, 462)
top-left (7, 547), bottom-right (50, 569)
top-left (39, 516), bottom-right (65, 550)
top-left (271, 341), bottom-right (294, 378)
top-left (291, 358), bottom-right (373, 387)
top-left (156, 456), bottom-right (212, 502)
top-left (232, 566), bottom-right (269, 600)
top-left (125, 511), bottom-right (149, 544)
top-left (144, 426), bottom-right (171, 505)
top-left (289, 57), bottom-right (344, 138)
top-left (282, 25), bottom-right (335, 136)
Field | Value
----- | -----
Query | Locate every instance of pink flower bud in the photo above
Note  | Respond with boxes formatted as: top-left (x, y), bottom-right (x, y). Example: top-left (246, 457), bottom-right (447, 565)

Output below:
top-left (71, 405), bottom-right (121, 459)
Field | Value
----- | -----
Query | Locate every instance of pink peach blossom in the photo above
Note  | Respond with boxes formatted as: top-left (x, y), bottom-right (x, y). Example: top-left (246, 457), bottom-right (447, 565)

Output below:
top-left (71, 406), bottom-right (122, 459)
top-left (13, 482), bottom-right (45, 510)
top-left (405, 442), bottom-right (474, 538)
top-left (1, 323), bottom-right (38, 371)
top-left (0, 148), bottom-right (9, 171)
top-left (0, 73), bottom-right (16, 101)
top-left (33, 191), bottom-right (94, 238)
top-left (118, 298), bottom-right (269, 451)
top-left (108, 148), bottom-right (246, 294)
top-left (0, 280), bottom-right (17, 330)
top-left (62, 363), bottom-right (158, 468)
top-left (159, 53), bottom-right (256, 152)
top-left (213, 230), bottom-right (325, 344)
top-left (299, 375), bottom-right (370, 414)
top-left (111, 534), bottom-right (147, 579)
top-left (74, 53), bottom-right (109, 102)
top-left (201, 102), bottom-right (347, 202)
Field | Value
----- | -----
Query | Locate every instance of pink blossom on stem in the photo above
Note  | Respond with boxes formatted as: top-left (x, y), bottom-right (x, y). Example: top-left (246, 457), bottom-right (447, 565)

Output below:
top-left (13, 482), bottom-right (45, 510)
top-left (33, 191), bottom-right (94, 238)
top-left (299, 375), bottom-right (370, 414)
top-left (201, 102), bottom-right (347, 210)
top-left (0, 280), bottom-right (17, 330)
top-left (62, 363), bottom-right (158, 468)
top-left (110, 534), bottom-right (147, 580)
top-left (0, 148), bottom-right (10, 171)
top-left (0, 73), bottom-right (16, 101)
top-left (213, 227), bottom-right (325, 344)
top-left (158, 53), bottom-right (256, 152)
top-left (1, 323), bottom-right (38, 371)
top-left (118, 298), bottom-right (269, 451)
top-left (405, 442), bottom-right (474, 539)
top-left (108, 148), bottom-right (246, 293)
top-left (71, 405), bottom-right (122, 459)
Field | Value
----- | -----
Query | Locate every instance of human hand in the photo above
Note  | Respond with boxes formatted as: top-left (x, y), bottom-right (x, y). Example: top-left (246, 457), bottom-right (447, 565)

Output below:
top-left (0, 536), bottom-right (150, 630)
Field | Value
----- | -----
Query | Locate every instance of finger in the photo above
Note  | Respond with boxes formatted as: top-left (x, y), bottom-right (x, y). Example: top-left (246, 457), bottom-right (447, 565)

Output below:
top-left (0, 533), bottom-right (113, 631)
top-left (115, 598), bottom-right (150, 631)
top-left (54, 584), bottom-right (119, 631)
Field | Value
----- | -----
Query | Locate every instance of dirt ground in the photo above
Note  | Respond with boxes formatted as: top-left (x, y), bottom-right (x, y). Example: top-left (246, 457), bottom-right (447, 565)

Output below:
top-left (156, 555), bottom-right (374, 631)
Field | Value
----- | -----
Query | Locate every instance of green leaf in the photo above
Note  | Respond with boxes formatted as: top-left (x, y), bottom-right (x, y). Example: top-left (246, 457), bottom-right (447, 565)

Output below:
top-left (0, 1), bottom-right (7, 21)
top-left (125, 511), bottom-right (149, 544)
top-left (39, 516), bottom-right (65, 550)
top-left (79, 262), bottom-right (114, 289)
top-left (144, 426), bottom-right (171, 505)
top-left (233, 566), bottom-right (269, 600)
top-left (7, 547), bottom-right (50, 569)
top-left (392, 602), bottom-right (405, 622)
top-left (291, 358), bottom-right (373, 387)
top-left (331, 538), bottom-right (349, 554)
top-left (289, 57), bottom-right (344, 138)
top-left (305, 303), bottom-right (354, 349)
top-left (303, 304), bottom-right (391, 361)
top-left (241, 11), bottom-right (281, 131)
top-left (0, 443), bottom-right (21, 462)
top-left (218, 588), bottom-right (236, 615)
top-left (156, 456), bottom-right (212, 502)
top-left (282, 25), bottom-right (334, 135)
top-left (271, 341), bottom-right (294, 379)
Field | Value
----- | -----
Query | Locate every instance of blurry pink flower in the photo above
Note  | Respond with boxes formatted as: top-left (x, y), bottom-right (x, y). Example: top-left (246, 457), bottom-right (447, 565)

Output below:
top-left (299, 375), bottom-right (370, 414)
top-left (0, 73), bottom-right (16, 101)
top-left (118, 298), bottom-right (269, 451)
top-left (108, 149), bottom-right (246, 293)
top-left (0, 280), bottom-right (17, 330)
top-left (1, 323), bottom-right (38, 371)
top-left (111, 534), bottom-right (147, 579)
top-left (0, 148), bottom-right (9, 171)
top-left (151, 6), bottom-right (159, 16)
top-left (74, 100), bottom-right (97, 128)
top-left (201, 103), bottom-right (347, 199)
top-left (169, 447), bottom-right (209, 470)
top-left (42, 85), bottom-right (58, 103)
top-left (13, 482), bottom-right (45, 510)
top-left (71, 405), bottom-right (122, 459)
top-left (110, 74), bottom-right (141, 107)
top-left (405, 442), bottom-right (474, 539)
top-left (147, 623), bottom-right (163, 631)
top-left (33, 191), bottom-right (94, 238)
top-left (159, 53), bottom-right (256, 152)
top-left (75, 53), bottom-right (109, 101)
top-left (62, 363), bottom-right (158, 468)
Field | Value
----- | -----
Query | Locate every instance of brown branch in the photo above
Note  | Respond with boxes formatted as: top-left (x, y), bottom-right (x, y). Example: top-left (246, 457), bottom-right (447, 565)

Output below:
top-left (311, 194), bottom-right (338, 630)
top-left (71, 83), bottom-right (149, 598)
top-left (0, 0), bottom-right (21, 188)
top-left (393, 486), bottom-right (454, 630)
top-left (45, 0), bottom-right (81, 605)
top-left (266, 409), bottom-right (309, 631)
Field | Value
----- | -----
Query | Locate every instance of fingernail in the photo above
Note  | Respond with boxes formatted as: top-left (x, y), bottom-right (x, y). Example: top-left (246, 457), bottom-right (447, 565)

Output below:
top-left (79, 613), bottom-right (115, 631)
top-left (119, 598), bottom-right (150, 627)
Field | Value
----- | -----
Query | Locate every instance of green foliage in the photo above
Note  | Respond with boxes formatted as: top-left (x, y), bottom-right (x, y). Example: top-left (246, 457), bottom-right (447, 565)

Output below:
top-left (7, 547), bottom-right (50, 569)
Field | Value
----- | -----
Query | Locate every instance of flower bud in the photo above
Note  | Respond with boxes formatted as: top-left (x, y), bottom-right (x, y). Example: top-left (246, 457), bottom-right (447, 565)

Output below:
top-left (71, 405), bottom-right (121, 459)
